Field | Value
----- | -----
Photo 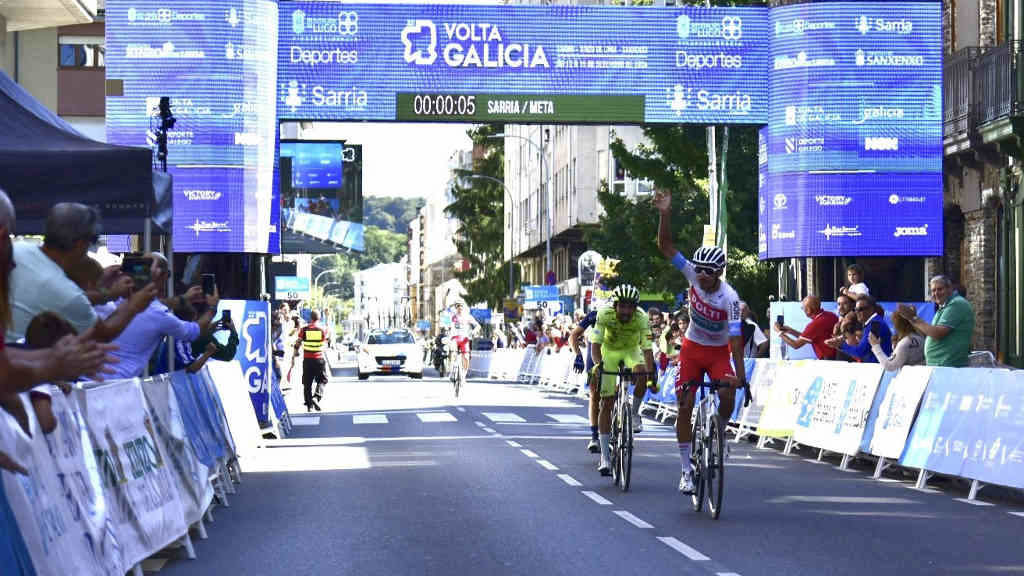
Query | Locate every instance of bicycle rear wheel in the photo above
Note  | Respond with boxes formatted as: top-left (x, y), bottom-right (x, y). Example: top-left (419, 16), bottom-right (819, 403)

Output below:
top-left (619, 398), bottom-right (632, 492)
top-left (453, 363), bottom-right (462, 398)
top-left (690, 411), bottom-right (705, 512)
top-left (705, 413), bottom-right (725, 519)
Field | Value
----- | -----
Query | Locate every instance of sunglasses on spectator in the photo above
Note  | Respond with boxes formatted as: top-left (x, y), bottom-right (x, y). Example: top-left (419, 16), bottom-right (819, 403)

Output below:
top-left (694, 266), bottom-right (718, 276)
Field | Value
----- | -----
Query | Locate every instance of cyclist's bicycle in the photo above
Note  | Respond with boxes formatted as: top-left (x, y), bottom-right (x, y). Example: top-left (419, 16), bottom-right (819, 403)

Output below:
top-left (598, 362), bottom-right (655, 492)
top-left (449, 344), bottom-right (466, 398)
top-left (678, 379), bottom-right (751, 519)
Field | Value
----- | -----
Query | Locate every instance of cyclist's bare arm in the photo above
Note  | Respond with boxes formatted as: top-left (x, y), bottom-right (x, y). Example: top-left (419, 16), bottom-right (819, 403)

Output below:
top-left (643, 349), bottom-right (655, 376)
top-left (729, 334), bottom-right (746, 386)
top-left (654, 190), bottom-right (677, 260)
top-left (569, 325), bottom-right (586, 356)
top-left (590, 341), bottom-right (603, 368)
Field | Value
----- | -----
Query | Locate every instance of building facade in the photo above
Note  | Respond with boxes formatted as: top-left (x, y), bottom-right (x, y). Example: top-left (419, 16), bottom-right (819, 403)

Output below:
top-left (354, 261), bottom-right (408, 338)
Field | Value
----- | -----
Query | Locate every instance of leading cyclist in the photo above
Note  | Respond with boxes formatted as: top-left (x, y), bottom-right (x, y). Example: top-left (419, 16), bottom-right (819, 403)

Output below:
top-left (589, 284), bottom-right (657, 476)
top-left (654, 190), bottom-right (746, 495)
top-left (448, 301), bottom-right (480, 381)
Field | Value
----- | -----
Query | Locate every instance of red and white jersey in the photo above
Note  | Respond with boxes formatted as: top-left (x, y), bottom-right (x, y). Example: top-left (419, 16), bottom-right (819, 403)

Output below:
top-left (672, 252), bottom-right (742, 347)
top-left (450, 311), bottom-right (479, 339)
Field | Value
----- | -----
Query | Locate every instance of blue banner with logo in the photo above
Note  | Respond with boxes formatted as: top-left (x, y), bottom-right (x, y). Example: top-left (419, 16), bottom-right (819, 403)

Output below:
top-left (218, 300), bottom-right (271, 424)
top-left (523, 285), bottom-right (559, 303)
top-left (901, 368), bottom-right (1024, 489)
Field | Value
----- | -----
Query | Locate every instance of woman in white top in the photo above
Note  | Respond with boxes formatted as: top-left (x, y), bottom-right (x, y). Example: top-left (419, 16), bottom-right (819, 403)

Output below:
top-left (870, 309), bottom-right (924, 371)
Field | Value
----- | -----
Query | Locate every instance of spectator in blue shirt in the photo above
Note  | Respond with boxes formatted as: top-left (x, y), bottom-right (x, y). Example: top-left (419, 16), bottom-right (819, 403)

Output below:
top-left (828, 295), bottom-right (892, 363)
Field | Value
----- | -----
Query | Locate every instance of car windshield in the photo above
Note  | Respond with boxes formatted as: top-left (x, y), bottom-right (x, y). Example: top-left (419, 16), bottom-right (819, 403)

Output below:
top-left (368, 331), bottom-right (415, 345)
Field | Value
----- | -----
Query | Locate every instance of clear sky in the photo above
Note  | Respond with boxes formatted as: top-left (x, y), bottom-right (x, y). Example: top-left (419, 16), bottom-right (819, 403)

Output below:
top-left (301, 122), bottom-right (476, 201)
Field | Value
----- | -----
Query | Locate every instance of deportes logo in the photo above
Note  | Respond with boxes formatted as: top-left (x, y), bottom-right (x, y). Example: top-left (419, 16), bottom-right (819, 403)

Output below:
top-left (677, 14), bottom-right (742, 42)
top-left (127, 7), bottom-right (204, 24)
top-left (292, 9), bottom-right (358, 36)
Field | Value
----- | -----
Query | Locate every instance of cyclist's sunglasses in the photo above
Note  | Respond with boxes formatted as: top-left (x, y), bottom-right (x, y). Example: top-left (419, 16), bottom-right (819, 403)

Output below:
top-left (694, 266), bottom-right (719, 276)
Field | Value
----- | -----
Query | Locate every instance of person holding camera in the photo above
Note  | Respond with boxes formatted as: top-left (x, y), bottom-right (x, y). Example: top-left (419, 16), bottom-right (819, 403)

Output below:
top-left (825, 295), bottom-right (892, 363)
top-left (98, 253), bottom-right (221, 379)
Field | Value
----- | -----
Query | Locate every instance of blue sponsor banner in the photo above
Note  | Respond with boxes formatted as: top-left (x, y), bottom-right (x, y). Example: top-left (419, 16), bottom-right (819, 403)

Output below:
top-left (470, 308), bottom-right (492, 325)
top-left (902, 368), bottom-right (1024, 489)
top-left (278, 3), bottom-right (770, 124)
top-left (274, 275), bottom-right (310, 300)
top-left (219, 300), bottom-right (272, 424)
top-left (170, 370), bottom-right (219, 467)
top-left (859, 369), bottom-right (897, 454)
top-left (769, 300), bottom-right (935, 361)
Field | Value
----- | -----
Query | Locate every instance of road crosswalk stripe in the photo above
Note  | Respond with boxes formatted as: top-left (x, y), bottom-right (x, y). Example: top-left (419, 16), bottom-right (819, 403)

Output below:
top-left (546, 414), bottom-right (590, 424)
top-left (417, 412), bottom-right (458, 423)
top-left (353, 414), bottom-right (388, 424)
top-left (483, 412), bottom-right (526, 423)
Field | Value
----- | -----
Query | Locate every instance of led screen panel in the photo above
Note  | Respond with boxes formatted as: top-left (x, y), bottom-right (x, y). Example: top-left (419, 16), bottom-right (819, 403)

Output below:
top-left (105, 0), bottom-right (279, 253)
top-left (277, 3), bottom-right (770, 124)
top-left (280, 142), bottom-right (364, 253)
top-left (759, 1), bottom-right (942, 258)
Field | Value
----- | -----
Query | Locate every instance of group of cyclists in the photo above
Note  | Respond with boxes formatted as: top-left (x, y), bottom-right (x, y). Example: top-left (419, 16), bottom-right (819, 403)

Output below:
top-left (569, 191), bottom-right (748, 494)
top-left (428, 191), bottom-right (748, 495)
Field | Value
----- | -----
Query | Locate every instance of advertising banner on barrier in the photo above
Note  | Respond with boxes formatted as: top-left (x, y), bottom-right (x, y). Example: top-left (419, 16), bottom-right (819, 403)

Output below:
top-left (218, 300), bottom-right (272, 424)
top-left (757, 360), bottom-right (815, 439)
top-left (76, 379), bottom-right (187, 569)
top-left (902, 368), bottom-right (1024, 489)
top-left (141, 376), bottom-right (214, 526)
top-left (867, 366), bottom-right (932, 459)
top-left (792, 362), bottom-right (884, 455)
top-left (204, 361), bottom-right (263, 468)
top-left (169, 370), bottom-right (221, 466)
top-left (1, 392), bottom-right (124, 576)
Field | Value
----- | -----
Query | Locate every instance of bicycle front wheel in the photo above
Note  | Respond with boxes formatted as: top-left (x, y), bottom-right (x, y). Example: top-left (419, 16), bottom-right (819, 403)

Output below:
top-left (610, 406), bottom-right (621, 484)
top-left (619, 402), bottom-right (632, 492)
top-left (690, 412), bottom-right (705, 512)
top-left (706, 412), bottom-right (726, 519)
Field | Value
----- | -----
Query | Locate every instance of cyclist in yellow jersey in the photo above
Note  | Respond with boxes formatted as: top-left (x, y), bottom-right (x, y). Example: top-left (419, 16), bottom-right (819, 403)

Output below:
top-left (589, 284), bottom-right (656, 476)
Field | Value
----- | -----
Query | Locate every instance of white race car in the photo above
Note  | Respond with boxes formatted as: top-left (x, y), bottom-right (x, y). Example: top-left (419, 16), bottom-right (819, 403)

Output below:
top-left (357, 329), bottom-right (424, 380)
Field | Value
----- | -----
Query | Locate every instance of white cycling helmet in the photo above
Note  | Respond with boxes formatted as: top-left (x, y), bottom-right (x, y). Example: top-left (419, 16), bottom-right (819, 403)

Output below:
top-left (692, 245), bottom-right (726, 271)
top-left (612, 284), bottom-right (640, 305)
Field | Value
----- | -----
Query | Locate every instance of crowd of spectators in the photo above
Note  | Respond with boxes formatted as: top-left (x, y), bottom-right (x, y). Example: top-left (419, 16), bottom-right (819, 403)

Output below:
top-left (0, 187), bottom-right (238, 476)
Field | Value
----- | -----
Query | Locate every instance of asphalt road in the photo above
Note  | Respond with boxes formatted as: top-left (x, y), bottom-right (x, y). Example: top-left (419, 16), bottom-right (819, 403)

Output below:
top-left (157, 362), bottom-right (1024, 576)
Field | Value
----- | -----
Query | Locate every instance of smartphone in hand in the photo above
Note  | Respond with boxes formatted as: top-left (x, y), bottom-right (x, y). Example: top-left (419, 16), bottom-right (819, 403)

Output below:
top-left (121, 257), bottom-right (153, 291)
top-left (201, 274), bottom-right (216, 296)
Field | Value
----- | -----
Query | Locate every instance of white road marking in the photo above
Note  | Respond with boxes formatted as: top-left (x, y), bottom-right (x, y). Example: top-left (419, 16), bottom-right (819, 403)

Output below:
top-left (352, 414), bottom-right (388, 424)
top-left (474, 421), bottom-right (487, 427)
top-left (728, 463), bottom-right (783, 469)
top-left (546, 414), bottom-right (590, 424)
top-left (954, 498), bottom-right (994, 507)
top-left (657, 536), bottom-right (710, 561)
top-left (417, 412), bottom-right (457, 423)
top-left (456, 407), bottom-right (467, 412)
top-left (614, 510), bottom-right (653, 529)
top-left (506, 441), bottom-right (522, 448)
top-left (482, 412), bottom-right (526, 423)
top-left (717, 573), bottom-right (742, 576)
top-left (581, 491), bottom-right (612, 506)
top-left (482, 427), bottom-right (497, 434)
top-left (537, 459), bottom-right (559, 471)
top-left (803, 459), bottom-right (829, 465)
top-left (557, 474), bottom-right (582, 487)
top-left (769, 495), bottom-right (919, 504)
top-left (290, 417), bottom-right (320, 426)
top-left (1009, 511), bottom-right (1024, 518)
top-left (520, 449), bottom-right (539, 458)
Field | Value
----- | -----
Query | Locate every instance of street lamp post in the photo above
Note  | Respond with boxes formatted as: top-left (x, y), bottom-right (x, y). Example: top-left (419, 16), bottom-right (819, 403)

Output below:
top-left (468, 174), bottom-right (516, 298)
top-left (489, 130), bottom-right (552, 281)
top-left (313, 268), bottom-right (337, 294)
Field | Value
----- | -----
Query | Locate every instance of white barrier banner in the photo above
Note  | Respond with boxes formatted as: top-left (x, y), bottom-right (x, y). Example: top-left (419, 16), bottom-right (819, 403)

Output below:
top-left (1, 392), bottom-right (123, 576)
top-left (868, 366), bottom-right (933, 459)
top-left (744, 359), bottom-right (779, 426)
top-left (205, 360), bottom-right (263, 467)
top-left (76, 379), bottom-right (186, 568)
top-left (141, 376), bottom-right (214, 526)
top-left (757, 360), bottom-right (816, 439)
top-left (792, 362), bottom-right (884, 455)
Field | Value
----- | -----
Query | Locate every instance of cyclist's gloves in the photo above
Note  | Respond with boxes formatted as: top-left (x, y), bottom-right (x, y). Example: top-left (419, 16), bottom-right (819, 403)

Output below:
top-left (573, 353), bottom-right (585, 373)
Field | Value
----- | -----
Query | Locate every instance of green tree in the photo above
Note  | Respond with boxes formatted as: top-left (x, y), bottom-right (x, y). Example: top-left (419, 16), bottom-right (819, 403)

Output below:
top-left (587, 124), bottom-right (776, 317)
top-left (444, 124), bottom-right (520, 308)
top-left (364, 197), bottom-right (426, 234)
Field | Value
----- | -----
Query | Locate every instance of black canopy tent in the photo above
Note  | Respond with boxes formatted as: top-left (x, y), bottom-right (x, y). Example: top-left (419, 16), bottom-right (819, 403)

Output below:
top-left (0, 69), bottom-right (153, 234)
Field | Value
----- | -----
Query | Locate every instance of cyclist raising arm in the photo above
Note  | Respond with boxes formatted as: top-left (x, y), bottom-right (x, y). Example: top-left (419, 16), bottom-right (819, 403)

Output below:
top-left (654, 190), bottom-right (746, 494)
top-left (589, 285), bottom-right (656, 476)
top-left (449, 301), bottom-right (480, 380)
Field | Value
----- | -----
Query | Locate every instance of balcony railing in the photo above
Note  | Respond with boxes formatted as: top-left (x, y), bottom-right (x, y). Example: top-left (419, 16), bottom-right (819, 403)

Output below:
top-left (944, 42), bottom-right (1024, 148)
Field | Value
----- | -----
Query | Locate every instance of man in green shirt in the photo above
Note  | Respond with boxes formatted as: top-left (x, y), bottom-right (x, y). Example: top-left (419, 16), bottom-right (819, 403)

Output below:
top-left (897, 275), bottom-right (974, 367)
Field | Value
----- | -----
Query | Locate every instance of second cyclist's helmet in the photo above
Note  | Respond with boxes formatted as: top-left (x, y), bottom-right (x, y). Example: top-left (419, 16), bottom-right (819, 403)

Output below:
top-left (692, 246), bottom-right (727, 271)
top-left (612, 284), bottom-right (640, 305)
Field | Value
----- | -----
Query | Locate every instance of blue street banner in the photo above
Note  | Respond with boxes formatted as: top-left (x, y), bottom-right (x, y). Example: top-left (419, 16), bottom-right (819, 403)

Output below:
top-left (278, 3), bottom-right (770, 124)
top-left (470, 308), bottom-right (492, 325)
top-left (416, 320), bottom-right (432, 331)
top-left (274, 275), bottom-right (311, 300)
top-left (902, 368), bottom-right (1024, 489)
top-left (523, 285), bottom-right (559, 303)
top-left (218, 300), bottom-right (272, 424)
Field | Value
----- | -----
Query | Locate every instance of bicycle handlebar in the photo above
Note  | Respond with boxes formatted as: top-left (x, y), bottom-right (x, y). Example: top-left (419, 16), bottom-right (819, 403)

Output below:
top-left (679, 379), bottom-right (753, 408)
top-left (592, 362), bottom-right (656, 379)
